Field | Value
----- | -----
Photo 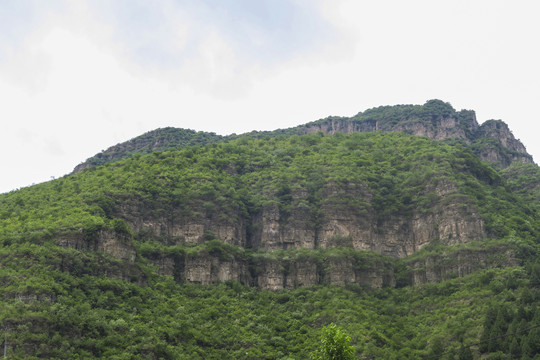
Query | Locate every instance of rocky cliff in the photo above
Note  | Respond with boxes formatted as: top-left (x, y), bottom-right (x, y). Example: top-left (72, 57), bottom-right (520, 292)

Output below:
top-left (141, 235), bottom-right (522, 290)
top-left (472, 120), bottom-right (533, 167)
top-left (300, 109), bottom-right (477, 142)
top-left (56, 229), bottom-right (136, 263)
top-left (298, 103), bottom-right (532, 168)
top-left (59, 173), bottom-right (494, 290)
top-left (402, 242), bottom-right (520, 286)
top-left (54, 229), bottom-right (145, 284)
top-left (144, 248), bottom-right (395, 290)
top-left (113, 178), bottom-right (485, 260)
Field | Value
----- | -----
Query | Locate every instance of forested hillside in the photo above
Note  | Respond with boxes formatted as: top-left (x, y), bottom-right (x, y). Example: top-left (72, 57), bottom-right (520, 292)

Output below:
top-left (73, 100), bottom-right (534, 173)
top-left (1, 101), bottom-right (539, 359)
top-left (73, 128), bottom-right (224, 173)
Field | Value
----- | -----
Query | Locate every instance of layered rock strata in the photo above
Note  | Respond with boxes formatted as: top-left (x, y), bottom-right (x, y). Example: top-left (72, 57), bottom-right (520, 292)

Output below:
top-left (403, 245), bottom-right (520, 286)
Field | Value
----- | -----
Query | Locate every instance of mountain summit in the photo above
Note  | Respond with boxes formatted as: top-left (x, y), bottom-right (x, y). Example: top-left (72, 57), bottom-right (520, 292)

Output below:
top-left (73, 100), bottom-right (533, 174)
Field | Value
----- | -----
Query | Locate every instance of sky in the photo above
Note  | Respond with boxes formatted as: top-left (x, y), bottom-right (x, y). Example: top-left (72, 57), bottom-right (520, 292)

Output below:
top-left (1, 0), bottom-right (539, 194)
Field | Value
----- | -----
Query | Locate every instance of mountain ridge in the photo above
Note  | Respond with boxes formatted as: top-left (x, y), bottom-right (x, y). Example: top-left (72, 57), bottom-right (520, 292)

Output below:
top-left (73, 99), bottom-right (534, 174)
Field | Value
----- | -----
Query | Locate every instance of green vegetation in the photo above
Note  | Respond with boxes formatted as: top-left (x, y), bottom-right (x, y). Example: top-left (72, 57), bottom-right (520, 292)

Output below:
top-left (502, 162), bottom-right (540, 203)
top-left (0, 251), bottom-right (538, 358)
top-left (74, 127), bottom-right (223, 171)
top-left (310, 323), bottom-right (355, 360)
top-left (1, 103), bottom-right (539, 358)
top-left (3, 131), bottom-right (538, 249)
top-left (73, 100), bottom-right (532, 173)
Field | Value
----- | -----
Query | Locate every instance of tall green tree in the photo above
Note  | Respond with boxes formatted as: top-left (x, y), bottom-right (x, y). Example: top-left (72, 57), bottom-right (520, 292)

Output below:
top-left (457, 346), bottom-right (474, 360)
top-left (429, 338), bottom-right (444, 357)
top-left (311, 323), bottom-right (355, 360)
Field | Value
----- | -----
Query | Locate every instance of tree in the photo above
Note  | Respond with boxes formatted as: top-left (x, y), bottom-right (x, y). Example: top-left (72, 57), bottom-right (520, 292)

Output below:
top-left (429, 338), bottom-right (444, 357)
top-left (457, 346), bottom-right (473, 360)
top-left (508, 337), bottom-right (521, 358)
top-left (311, 323), bottom-right (355, 360)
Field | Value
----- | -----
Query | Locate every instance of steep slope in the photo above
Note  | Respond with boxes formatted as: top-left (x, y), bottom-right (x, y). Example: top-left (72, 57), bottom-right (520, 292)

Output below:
top-left (501, 162), bottom-right (540, 203)
top-left (295, 100), bottom-right (533, 167)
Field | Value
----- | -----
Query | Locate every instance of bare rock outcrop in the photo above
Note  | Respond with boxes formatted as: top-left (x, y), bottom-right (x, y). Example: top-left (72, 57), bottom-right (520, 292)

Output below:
top-left (257, 260), bottom-right (287, 290)
top-left (477, 120), bottom-right (528, 154)
top-left (300, 107), bottom-right (479, 143)
top-left (56, 229), bottom-right (135, 263)
top-left (250, 179), bottom-right (485, 259)
top-left (404, 245), bottom-right (520, 286)
top-left (324, 256), bottom-right (395, 288)
top-left (474, 120), bottom-right (533, 166)
top-left (143, 250), bottom-right (395, 290)
top-left (148, 256), bottom-right (176, 276)
top-left (52, 230), bottom-right (146, 284)
top-left (253, 190), bottom-right (317, 251)
top-left (285, 259), bottom-right (320, 289)
top-left (118, 200), bottom-right (247, 247)
top-left (299, 105), bottom-right (532, 168)
top-left (183, 254), bottom-right (251, 285)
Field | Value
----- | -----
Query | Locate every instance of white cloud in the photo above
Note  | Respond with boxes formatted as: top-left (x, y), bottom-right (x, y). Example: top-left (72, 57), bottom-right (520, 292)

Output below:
top-left (0, 0), bottom-right (539, 194)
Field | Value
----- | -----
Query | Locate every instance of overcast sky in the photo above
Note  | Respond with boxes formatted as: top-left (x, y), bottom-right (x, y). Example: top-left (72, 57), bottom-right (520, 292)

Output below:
top-left (1, 0), bottom-right (539, 194)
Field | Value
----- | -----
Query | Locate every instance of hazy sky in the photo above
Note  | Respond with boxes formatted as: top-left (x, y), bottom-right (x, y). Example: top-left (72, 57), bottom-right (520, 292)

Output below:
top-left (1, 0), bottom-right (539, 193)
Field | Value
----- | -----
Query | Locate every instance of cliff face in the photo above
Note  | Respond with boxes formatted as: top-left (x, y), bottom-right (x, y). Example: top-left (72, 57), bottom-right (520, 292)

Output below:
top-left (56, 229), bottom-right (136, 263)
top-left (85, 175), bottom-right (492, 289)
top-left (403, 244), bottom-right (520, 286)
top-left (473, 120), bottom-right (534, 166)
top-left (252, 201), bottom-right (317, 251)
top-left (477, 120), bottom-right (528, 153)
top-left (54, 229), bottom-right (145, 284)
top-left (146, 251), bottom-right (395, 290)
top-left (299, 110), bottom-right (531, 168)
top-left (301, 112), bottom-right (476, 143)
top-left (182, 254), bottom-right (251, 285)
top-left (117, 200), bottom-right (248, 248)
top-left (251, 180), bottom-right (484, 258)
top-left (106, 177), bottom-right (485, 262)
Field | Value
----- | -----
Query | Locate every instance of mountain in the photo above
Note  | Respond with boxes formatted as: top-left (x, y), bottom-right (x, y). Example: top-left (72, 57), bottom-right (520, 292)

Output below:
top-left (1, 100), bottom-right (538, 359)
top-left (73, 99), bottom-right (534, 173)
